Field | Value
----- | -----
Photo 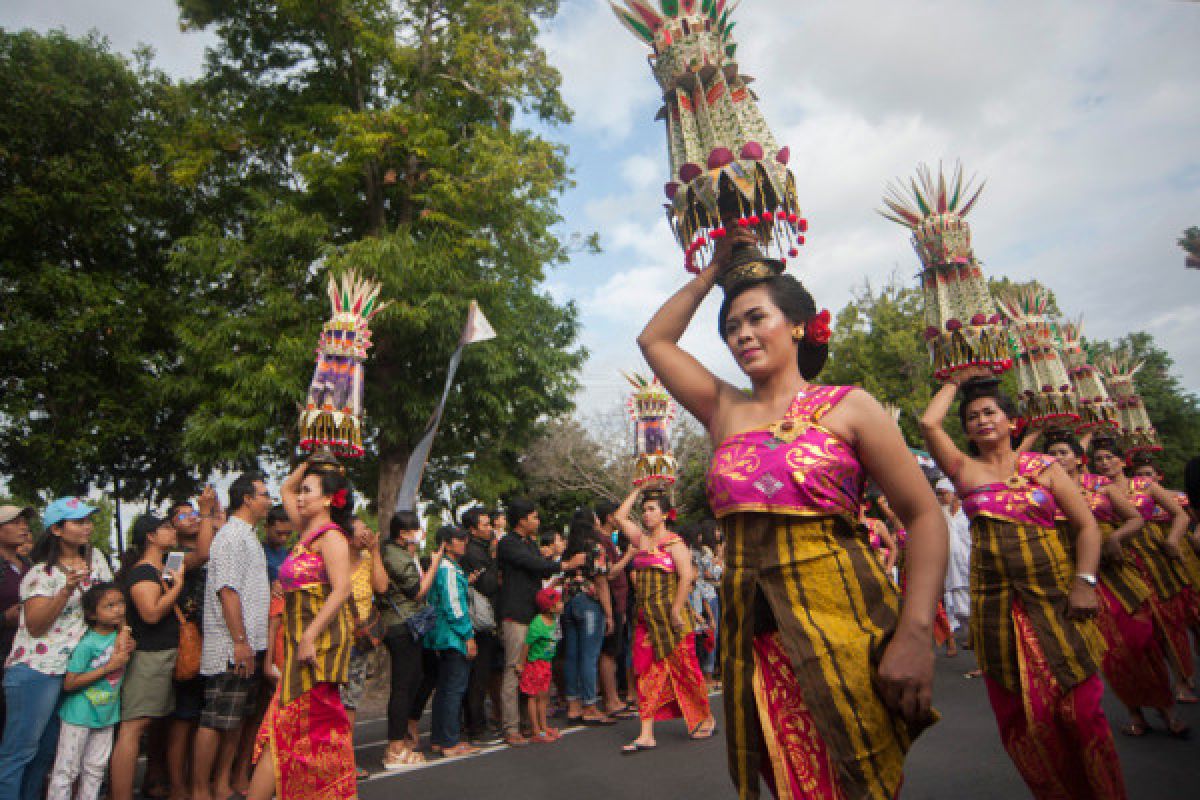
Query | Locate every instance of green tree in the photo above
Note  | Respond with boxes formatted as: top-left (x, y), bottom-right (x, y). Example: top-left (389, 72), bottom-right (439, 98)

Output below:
top-left (0, 31), bottom-right (202, 508)
top-left (1181, 226), bottom-right (1200, 269)
top-left (168, 0), bottom-right (586, 529)
top-left (823, 275), bottom-right (932, 446)
top-left (1088, 332), bottom-right (1200, 486)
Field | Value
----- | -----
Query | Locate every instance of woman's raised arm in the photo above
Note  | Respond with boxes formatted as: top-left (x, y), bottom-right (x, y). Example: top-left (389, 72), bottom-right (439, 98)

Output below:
top-left (637, 229), bottom-right (755, 428)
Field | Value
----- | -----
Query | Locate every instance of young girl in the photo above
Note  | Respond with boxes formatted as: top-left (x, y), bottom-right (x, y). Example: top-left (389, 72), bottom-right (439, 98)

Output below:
top-left (47, 583), bottom-right (134, 800)
top-left (518, 588), bottom-right (563, 743)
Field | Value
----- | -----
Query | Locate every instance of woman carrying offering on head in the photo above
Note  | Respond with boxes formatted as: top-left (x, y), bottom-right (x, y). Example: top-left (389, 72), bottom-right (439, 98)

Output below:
top-left (1090, 438), bottom-right (1198, 704)
top-left (1043, 431), bottom-right (1186, 737)
top-left (638, 229), bottom-right (945, 799)
top-left (611, 488), bottom-right (714, 754)
top-left (248, 460), bottom-right (356, 800)
top-left (920, 370), bottom-right (1126, 799)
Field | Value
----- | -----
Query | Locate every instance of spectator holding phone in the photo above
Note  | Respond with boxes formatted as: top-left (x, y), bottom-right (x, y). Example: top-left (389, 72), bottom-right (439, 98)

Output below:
top-left (0, 497), bottom-right (112, 800)
top-left (109, 515), bottom-right (187, 800)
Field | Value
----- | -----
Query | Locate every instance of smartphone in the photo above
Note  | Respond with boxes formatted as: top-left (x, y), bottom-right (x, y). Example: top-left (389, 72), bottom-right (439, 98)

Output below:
top-left (164, 551), bottom-right (185, 576)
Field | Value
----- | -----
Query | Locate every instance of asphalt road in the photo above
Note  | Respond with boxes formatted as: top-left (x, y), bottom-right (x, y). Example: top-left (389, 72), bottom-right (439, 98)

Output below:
top-left (354, 648), bottom-right (1200, 799)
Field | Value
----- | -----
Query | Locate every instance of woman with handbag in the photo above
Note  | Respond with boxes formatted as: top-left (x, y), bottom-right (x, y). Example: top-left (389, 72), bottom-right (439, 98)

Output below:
top-left (379, 513), bottom-right (441, 769)
top-left (109, 515), bottom-right (187, 800)
top-left (247, 461), bottom-right (356, 800)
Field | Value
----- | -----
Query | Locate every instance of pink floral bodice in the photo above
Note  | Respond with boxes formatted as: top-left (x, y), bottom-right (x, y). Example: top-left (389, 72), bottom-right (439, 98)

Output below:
top-left (960, 452), bottom-right (1059, 528)
top-left (278, 524), bottom-right (343, 592)
top-left (631, 533), bottom-right (682, 573)
top-left (706, 385), bottom-right (863, 521)
top-left (1127, 477), bottom-right (1159, 522)
top-left (1078, 473), bottom-right (1117, 525)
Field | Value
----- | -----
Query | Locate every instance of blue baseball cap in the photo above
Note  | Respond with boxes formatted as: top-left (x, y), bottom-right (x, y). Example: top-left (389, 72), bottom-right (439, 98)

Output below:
top-left (43, 497), bottom-right (98, 527)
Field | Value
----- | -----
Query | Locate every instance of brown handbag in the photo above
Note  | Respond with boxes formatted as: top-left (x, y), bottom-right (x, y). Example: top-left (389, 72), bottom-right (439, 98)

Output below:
top-left (173, 606), bottom-right (202, 681)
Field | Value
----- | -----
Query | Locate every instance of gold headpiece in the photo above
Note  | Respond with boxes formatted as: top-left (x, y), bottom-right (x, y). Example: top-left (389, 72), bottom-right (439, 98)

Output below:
top-left (717, 245), bottom-right (785, 291)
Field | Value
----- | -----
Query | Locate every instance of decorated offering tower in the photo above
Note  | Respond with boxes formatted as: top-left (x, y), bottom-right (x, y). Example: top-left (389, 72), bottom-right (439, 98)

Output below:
top-left (879, 163), bottom-right (1010, 381)
top-left (298, 271), bottom-right (389, 458)
top-left (610, 0), bottom-right (806, 274)
top-left (1099, 353), bottom-right (1161, 454)
top-left (625, 372), bottom-right (678, 490)
top-left (1057, 317), bottom-right (1117, 433)
top-left (996, 286), bottom-right (1079, 430)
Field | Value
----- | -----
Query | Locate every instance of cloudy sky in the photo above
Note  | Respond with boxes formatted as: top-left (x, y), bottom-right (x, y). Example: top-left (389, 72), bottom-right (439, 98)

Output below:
top-left (6, 0), bottom-right (1199, 419)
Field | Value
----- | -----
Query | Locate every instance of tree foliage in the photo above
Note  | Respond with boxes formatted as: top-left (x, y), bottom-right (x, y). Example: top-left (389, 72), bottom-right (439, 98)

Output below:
top-left (519, 408), bottom-right (713, 531)
top-left (167, 0), bottom-right (587, 528)
top-left (0, 31), bottom-right (201, 506)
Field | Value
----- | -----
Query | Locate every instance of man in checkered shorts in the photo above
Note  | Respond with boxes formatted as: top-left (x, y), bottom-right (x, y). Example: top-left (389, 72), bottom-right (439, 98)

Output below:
top-left (191, 472), bottom-right (272, 800)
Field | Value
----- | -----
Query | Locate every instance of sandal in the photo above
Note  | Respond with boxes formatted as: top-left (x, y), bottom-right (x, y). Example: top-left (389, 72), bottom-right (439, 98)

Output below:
top-left (1175, 688), bottom-right (1199, 704)
top-left (1167, 721), bottom-right (1191, 740)
top-left (1120, 721), bottom-right (1148, 737)
top-left (689, 720), bottom-right (718, 739)
top-left (621, 740), bottom-right (657, 754)
top-left (581, 715), bottom-right (616, 726)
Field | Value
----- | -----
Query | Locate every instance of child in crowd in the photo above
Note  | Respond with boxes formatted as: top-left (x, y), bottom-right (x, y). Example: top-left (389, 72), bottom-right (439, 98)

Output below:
top-left (47, 583), bottom-right (134, 800)
top-left (519, 588), bottom-right (563, 743)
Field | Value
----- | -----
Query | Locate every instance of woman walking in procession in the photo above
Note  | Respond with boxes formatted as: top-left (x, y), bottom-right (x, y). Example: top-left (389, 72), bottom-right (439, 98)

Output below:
top-left (611, 489), bottom-right (714, 754)
top-left (1043, 431), bottom-right (1187, 738)
top-left (248, 460), bottom-right (356, 800)
top-left (638, 227), bottom-right (946, 799)
top-left (921, 370), bottom-right (1127, 799)
top-left (1090, 437), bottom-right (1198, 704)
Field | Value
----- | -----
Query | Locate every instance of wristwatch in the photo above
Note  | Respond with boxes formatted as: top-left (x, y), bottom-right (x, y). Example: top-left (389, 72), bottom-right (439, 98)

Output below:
top-left (1075, 572), bottom-right (1098, 587)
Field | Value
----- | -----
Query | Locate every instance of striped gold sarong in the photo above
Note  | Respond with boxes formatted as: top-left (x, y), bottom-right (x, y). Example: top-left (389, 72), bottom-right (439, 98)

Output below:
top-left (632, 560), bottom-right (693, 661)
top-left (1094, 523), bottom-right (1152, 615)
top-left (280, 580), bottom-right (354, 705)
top-left (1125, 523), bottom-right (1187, 601)
top-left (721, 513), bottom-right (932, 800)
top-left (970, 516), bottom-right (1103, 694)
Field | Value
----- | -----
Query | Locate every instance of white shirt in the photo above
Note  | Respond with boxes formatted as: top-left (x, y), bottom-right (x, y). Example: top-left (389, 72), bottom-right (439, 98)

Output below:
top-left (201, 516), bottom-right (270, 675)
top-left (7, 550), bottom-right (111, 675)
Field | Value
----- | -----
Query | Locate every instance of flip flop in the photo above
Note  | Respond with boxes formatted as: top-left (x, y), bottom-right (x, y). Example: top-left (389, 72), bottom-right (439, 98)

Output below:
top-left (1167, 722), bottom-right (1191, 740)
top-left (581, 716), bottom-right (617, 726)
top-left (1120, 721), bottom-right (1148, 737)
top-left (689, 721), bottom-right (718, 739)
top-left (612, 707), bottom-right (639, 719)
top-left (621, 741), bottom-right (657, 754)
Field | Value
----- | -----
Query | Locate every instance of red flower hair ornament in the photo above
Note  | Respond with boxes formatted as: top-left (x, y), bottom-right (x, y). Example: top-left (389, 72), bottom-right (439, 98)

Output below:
top-left (804, 309), bottom-right (832, 346)
top-left (666, 509), bottom-right (678, 522)
top-left (330, 489), bottom-right (349, 509)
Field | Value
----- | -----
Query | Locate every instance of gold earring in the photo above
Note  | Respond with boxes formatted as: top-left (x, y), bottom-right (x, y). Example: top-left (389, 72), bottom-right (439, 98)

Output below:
top-left (791, 326), bottom-right (805, 341)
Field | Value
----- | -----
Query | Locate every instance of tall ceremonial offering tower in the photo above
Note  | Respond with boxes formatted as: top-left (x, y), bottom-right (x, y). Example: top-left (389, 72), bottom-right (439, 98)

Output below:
top-left (996, 286), bottom-right (1079, 430)
top-left (626, 373), bottom-right (678, 491)
top-left (1099, 353), bottom-right (1161, 454)
top-left (879, 163), bottom-right (1011, 382)
top-left (1057, 318), bottom-right (1117, 434)
top-left (299, 271), bottom-right (389, 458)
top-left (610, 0), bottom-right (806, 274)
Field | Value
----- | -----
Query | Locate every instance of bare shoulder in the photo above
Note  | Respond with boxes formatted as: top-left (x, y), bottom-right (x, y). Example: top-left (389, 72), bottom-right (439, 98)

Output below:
top-left (821, 386), bottom-right (881, 445)
top-left (708, 380), bottom-right (756, 444)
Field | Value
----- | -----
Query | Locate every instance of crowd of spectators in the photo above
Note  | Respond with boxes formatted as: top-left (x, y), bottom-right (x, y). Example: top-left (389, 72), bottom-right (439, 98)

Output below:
top-left (0, 480), bottom-right (727, 800)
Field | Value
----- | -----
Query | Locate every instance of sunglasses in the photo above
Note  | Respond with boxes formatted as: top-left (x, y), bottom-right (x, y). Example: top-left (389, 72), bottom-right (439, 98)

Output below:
top-left (175, 511), bottom-right (200, 522)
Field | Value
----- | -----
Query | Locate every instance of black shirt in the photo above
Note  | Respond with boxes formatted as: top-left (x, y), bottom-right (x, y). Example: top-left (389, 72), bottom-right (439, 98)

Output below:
top-left (460, 535), bottom-right (500, 609)
top-left (497, 533), bottom-right (559, 625)
top-left (125, 563), bottom-right (181, 651)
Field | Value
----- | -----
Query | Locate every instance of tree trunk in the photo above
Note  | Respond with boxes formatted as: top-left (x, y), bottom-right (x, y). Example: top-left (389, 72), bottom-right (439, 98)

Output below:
top-left (376, 444), bottom-right (411, 537)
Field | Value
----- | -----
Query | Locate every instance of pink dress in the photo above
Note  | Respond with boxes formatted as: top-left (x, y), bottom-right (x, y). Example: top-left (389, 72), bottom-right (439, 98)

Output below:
top-left (959, 453), bottom-right (1125, 799)
top-left (1074, 474), bottom-right (1172, 713)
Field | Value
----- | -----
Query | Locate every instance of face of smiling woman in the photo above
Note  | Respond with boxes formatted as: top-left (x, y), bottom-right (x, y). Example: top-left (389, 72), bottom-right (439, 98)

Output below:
top-left (723, 285), bottom-right (798, 381)
top-left (962, 396), bottom-right (1014, 452)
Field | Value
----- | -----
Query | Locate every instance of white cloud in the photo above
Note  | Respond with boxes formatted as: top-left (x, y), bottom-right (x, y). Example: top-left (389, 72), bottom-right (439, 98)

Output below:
top-left (559, 0), bottom-right (1200, 414)
top-left (2, 0), bottom-right (212, 78)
